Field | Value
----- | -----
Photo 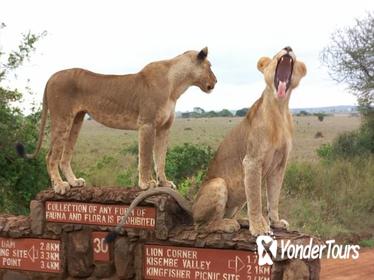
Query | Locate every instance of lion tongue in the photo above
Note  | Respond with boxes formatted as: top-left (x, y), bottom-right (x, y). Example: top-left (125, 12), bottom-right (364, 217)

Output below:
top-left (277, 81), bottom-right (287, 98)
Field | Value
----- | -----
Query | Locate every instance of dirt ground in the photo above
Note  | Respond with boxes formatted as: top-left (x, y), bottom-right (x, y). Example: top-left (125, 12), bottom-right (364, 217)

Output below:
top-left (320, 249), bottom-right (374, 280)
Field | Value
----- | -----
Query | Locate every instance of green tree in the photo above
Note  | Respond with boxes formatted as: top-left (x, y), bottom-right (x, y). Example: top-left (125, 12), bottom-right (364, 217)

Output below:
top-left (321, 12), bottom-right (373, 114)
top-left (0, 24), bottom-right (47, 214)
top-left (321, 13), bottom-right (374, 157)
top-left (298, 110), bottom-right (310, 116)
top-left (235, 108), bottom-right (248, 117)
top-left (217, 109), bottom-right (233, 117)
top-left (204, 110), bottom-right (218, 118)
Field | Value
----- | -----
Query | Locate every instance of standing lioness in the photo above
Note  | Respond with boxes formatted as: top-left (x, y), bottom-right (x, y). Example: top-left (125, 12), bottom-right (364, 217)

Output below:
top-left (17, 48), bottom-right (217, 194)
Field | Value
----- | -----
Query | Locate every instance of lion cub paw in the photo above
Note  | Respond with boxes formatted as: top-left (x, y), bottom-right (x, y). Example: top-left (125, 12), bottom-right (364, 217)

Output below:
top-left (53, 181), bottom-right (71, 195)
top-left (250, 216), bottom-right (272, 236)
top-left (69, 178), bottom-right (86, 188)
top-left (139, 179), bottom-right (157, 190)
top-left (271, 219), bottom-right (289, 230)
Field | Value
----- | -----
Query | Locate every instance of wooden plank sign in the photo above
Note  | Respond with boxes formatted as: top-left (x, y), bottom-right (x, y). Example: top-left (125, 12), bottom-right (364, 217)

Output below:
top-left (0, 238), bottom-right (61, 273)
top-left (45, 201), bottom-right (156, 229)
top-left (144, 244), bottom-right (271, 280)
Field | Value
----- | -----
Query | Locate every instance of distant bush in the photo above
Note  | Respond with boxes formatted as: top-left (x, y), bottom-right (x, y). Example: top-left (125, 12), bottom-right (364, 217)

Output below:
top-left (315, 113), bottom-right (326, 121)
top-left (316, 143), bottom-right (333, 159)
top-left (235, 108), bottom-right (248, 117)
top-left (203, 111), bottom-right (218, 118)
top-left (297, 110), bottom-right (310, 116)
top-left (217, 109), bottom-right (233, 117)
top-left (180, 109), bottom-right (234, 118)
top-left (178, 171), bottom-right (205, 200)
top-left (317, 125), bottom-right (373, 160)
top-left (165, 143), bottom-right (214, 186)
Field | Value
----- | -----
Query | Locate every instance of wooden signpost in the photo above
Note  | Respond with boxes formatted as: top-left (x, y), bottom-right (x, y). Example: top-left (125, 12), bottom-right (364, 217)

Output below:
top-left (144, 244), bottom-right (271, 280)
top-left (0, 238), bottom-right (61, 273)
top-left (45, 201), bottom-right (156, 229)
top-left (0, 188), bottom-right (319, 279)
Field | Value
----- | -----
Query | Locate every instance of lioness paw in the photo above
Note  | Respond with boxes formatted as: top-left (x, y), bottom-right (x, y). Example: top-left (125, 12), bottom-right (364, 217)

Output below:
top-left (271, 219), bottom-right (289, 230)
top-left (158, 180), bottom-right (176, 189)
top-left (200, 219), bottom-right (240, 233)
top-left (139, 179), bottom-right (157, 190)
top-left (53, 182), bottom-right (71, 195)
top-left (250, 216), bottom-right (272, 236)
top-left (221, 219), bottom-right (241, 233)
top-left (69, 178), bottom-right (86, 188)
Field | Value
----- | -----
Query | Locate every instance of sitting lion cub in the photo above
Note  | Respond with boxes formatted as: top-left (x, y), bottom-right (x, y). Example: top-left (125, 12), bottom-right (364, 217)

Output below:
top-left (17, 48), bottom-right (217, 194)
top-left (107, 47), bottom-right (306, 240)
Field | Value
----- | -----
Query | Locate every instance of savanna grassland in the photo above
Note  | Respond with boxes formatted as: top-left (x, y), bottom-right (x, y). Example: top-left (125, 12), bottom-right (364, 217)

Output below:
top-left (74, 114), bottom-right (360, 171)
top-left (72, 115), bottom-right (361, 185)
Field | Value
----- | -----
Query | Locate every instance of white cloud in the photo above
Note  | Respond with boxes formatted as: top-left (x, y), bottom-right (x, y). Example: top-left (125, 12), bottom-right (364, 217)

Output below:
top-left (0, 0), bottom-right (371, 112)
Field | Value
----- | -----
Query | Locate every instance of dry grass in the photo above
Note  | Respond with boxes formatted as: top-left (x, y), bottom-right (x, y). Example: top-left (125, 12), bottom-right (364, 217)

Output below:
top-left (291, 114), bottom-right (360, 161)
top-left (280, 156), bottom-right (374, 240)
top-left (74, 114), bottom-right (361, 168)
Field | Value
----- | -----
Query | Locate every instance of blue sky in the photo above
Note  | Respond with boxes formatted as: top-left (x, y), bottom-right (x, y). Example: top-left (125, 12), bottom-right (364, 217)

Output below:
top-left (0, 0), bottom-right (372, 112)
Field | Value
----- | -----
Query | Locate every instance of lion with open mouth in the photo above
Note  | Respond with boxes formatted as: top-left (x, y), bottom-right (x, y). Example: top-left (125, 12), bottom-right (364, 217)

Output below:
top-left (107, 47), bottom-right (307, 240)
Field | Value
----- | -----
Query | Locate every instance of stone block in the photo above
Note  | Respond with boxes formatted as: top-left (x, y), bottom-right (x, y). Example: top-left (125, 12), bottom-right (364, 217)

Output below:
top-left (67, 228), bottom-right (94, 277)
top-left (30, 200), bottom-right (44, 235)
top-left (114, 237), bottom-right (135, 279)
top-left (3, 271), bottom-right (30, 280)
top-left (93, 262), bottom-right (114, 278)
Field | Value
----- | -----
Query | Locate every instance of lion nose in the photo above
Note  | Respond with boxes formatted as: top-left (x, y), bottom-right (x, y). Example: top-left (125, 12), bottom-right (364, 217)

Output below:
top-left (207, 84), bottom-right (214, 91)
top-left (283, 46), bottom-right (293, 53)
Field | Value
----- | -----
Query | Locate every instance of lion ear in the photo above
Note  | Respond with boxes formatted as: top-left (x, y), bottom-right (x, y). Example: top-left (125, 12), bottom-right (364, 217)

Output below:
top-left (197, 47), bottom-right (208, 60)
top-left (257, 57), bottom-right (271, 73)
top-left (295, 61), bottom-right (307, 78)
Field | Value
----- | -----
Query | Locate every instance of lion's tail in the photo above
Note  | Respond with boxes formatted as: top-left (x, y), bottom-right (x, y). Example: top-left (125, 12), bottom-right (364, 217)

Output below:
top-left (105, 187), bottom-right (192, 243)
top-left (16, 87), bottom-right (48, 159)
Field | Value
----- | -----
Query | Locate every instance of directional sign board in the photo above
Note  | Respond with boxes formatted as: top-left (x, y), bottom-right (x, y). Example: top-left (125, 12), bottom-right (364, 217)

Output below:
top-left (144, 244), bottom-right (271, 280)
top-left (45, 201), bottom-right (156, 229)
top-left (0, 238), bottom-right (61, 273)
